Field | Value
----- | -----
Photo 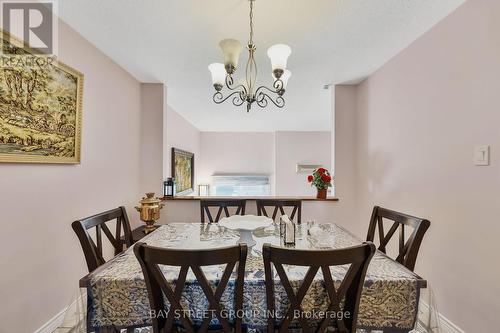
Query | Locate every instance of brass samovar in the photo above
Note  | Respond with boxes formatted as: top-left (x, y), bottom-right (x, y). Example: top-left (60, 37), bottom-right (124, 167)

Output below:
top-left (135, 193), bottom-right (164, 234)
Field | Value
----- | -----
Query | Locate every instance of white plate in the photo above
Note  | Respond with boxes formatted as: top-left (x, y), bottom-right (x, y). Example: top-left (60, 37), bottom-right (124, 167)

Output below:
top-left (219, 215), bottom-right (273, 231)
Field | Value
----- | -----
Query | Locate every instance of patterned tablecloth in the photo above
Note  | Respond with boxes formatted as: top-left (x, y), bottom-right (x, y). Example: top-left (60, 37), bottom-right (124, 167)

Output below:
top-left (85, 223), bottom-right (425, 332)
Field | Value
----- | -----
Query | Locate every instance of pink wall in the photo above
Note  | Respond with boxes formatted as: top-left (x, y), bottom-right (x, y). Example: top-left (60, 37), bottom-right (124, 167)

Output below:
top-left (332, 87), bottom-right (360, 229)
top-left (140, 83), bottom-right (164, 195)
top-left (275, 131), bottom-right (331, 196)
top-left (198, 132), bottom-right (276, 192)
top-left (0, 21), bottom-right (143, 332)
top-left (336, 0), bottom-right (500, 330)
top-left (165, 105), bottom-right (201, 188)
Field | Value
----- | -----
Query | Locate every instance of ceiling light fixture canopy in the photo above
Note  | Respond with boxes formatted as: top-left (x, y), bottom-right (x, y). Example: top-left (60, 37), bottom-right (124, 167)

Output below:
top-left (208, 0), bottom-right (291, 112)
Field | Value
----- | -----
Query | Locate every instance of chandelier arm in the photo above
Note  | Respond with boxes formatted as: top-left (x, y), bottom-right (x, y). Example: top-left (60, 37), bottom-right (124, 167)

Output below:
top-left (273, 78), bottom-right (284, 92)
top-left (254, 79), bottom-right (283, 97)
top-left (225, 75), bottom-right (248, 95)
top-left (255, 91), bottom-right (285, 108)
top-left (255, 93), bottom-right (268, 108)
top-left (213, 90), bottom-right (245, 105)
top-left (257, 100), bottom-right (268, 107)
top-left (232, 93), bottom-right (246, 107)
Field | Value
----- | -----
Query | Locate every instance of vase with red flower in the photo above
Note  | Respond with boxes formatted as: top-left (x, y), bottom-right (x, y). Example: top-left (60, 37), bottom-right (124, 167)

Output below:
top-left (307, 167), bottom-right (333, 199)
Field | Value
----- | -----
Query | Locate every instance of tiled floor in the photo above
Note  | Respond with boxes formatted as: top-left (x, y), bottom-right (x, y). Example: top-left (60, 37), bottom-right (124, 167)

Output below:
top-left (53, 329), bottom-right (72, 333)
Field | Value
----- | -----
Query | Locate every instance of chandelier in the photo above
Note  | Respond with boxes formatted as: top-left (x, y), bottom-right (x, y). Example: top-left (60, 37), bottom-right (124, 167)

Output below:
top-left (208, 0), bottom-right (292, 112)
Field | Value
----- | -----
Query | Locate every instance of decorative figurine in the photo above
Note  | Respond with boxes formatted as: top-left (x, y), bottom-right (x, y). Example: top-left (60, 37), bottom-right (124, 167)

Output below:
top-left (135, 192), bottom-right (165, 234)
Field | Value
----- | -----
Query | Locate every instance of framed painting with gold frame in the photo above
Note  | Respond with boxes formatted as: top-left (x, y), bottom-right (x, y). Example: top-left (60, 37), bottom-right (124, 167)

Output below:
top-left (171, 148), bottom-right (194, 195)
top-left (0, 29), bottom-right (83, 164)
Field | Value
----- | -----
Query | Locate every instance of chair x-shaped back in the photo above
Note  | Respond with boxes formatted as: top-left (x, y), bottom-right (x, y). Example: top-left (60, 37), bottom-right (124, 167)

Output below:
top-left (200, 199), bottom-right (246, 223)
top-left (134, 242), bottom-right (247, 333)
top-left (72, 206), bottom-right (133, 272)
top-left (263, 243), bottom-right (375, 333)
top-left (256, 199), bottom-right (302, 224)
top-left (366, 206), bottom-right (430, 271)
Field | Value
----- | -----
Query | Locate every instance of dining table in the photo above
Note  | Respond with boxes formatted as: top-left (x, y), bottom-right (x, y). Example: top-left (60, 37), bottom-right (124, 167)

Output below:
top-left (80, 222), bottom-right (426, 333)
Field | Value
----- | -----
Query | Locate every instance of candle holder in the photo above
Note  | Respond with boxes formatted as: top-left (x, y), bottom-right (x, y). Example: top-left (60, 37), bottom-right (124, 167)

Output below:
top-left (198, 184), bottom-right (210, 196)
top-left (163, 178), bottom-right (175, 197)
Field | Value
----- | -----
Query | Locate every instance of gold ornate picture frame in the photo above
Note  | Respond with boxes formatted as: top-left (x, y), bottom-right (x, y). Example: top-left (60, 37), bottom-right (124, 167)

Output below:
top-left (0, 29), bottom-right (83, 164)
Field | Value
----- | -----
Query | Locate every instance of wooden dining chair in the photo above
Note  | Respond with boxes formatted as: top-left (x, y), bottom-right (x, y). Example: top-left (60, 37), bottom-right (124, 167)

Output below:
top-left (200, 199), bottom-right (246, 223)
top-left (256, 199), bottom-right (302, 224)
top-left (263, 242), bottom-right (375, 333)
top-left (366, 206), bottom-right (430, 271)
top-left (72, 206), bottom-right (133, 273)
top-left (134, 242), bottom-right (248, 333)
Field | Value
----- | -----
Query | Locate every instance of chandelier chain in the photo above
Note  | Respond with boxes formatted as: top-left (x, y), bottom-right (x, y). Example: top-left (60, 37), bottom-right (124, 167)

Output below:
top-left (249, 0), bottom-right (254, 45)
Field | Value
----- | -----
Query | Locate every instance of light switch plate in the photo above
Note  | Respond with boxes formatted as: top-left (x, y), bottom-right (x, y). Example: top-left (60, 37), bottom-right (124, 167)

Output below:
top-left (474, 145), bottom-right (490, 166)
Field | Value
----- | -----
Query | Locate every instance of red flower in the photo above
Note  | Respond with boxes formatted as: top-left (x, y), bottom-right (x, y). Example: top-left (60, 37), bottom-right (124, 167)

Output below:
top-left (307, 175), bottom-right (314, 182)
top-left (321, 174), bottom-right (332, 183)
top-left (317, 167), bottom-right (326, 174)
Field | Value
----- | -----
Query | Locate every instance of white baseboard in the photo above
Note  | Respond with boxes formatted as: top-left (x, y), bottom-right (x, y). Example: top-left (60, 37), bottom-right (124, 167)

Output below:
top-left (34, 292), bottom-right (86, 333)
top-left (33, 307), bottom-right (67, 333)
top-left (418, 301), bottom-right (466, 333)
top-left (440, 315), bottom-right (466, 333)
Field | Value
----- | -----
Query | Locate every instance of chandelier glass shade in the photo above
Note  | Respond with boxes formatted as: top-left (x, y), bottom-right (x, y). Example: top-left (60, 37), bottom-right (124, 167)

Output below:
top-left (208, 0), bottom-right (291, 112)
top-left (267, 44), bottom-right (292, 72)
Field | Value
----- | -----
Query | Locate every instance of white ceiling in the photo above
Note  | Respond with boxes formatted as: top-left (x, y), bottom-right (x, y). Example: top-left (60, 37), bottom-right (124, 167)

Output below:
top-left (58, 0), bottom-right (464, 132)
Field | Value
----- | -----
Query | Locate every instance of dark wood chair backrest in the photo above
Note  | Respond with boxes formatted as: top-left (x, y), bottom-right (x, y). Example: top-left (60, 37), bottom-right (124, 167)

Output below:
top-left (200, 199), bottom-right (246, 223)
top-left (256, 199), bottom-right (302, 224)
top-left (72, 206), bottom-right (133, 272)
top-left (134, 242), bottom-right (248, 333)
top-left (366, 206), bottom-right (430, 271)
top-left (263, 242), bottom-right (375, 333)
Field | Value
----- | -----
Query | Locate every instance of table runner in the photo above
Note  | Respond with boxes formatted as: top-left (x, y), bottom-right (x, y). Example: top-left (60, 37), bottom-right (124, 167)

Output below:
top-left (85, 223), bottom-right (425, 332)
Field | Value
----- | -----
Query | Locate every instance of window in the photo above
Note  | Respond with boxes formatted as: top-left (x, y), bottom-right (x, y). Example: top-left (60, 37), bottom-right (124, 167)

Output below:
top-left (211, 175), bottom-right (271, 196)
